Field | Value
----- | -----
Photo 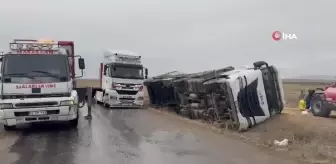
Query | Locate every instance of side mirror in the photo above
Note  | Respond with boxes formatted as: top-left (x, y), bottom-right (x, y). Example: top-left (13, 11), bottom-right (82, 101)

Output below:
top-left (145, 68), bottom-right (148, 75)
top-left (0, 57), bottom-right (3, 62)
top-left (78, 58), bottom-right (85, 69)
top-left (103, 65), bottom-right (107, 75)
top-left (145, 68), bottom-right (148, 79)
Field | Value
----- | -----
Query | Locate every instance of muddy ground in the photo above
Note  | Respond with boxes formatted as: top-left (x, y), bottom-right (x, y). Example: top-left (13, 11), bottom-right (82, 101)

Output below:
top-left (75, 80), bottom-right (336, 163)
top-left (240, 109), bottom-right (336, 163)
top-left (147, 107), bottom-right (336, 164)
top-left (143, 86), bottom-right (336, 164)
top-left (0, 105), bottom-right (306, 164)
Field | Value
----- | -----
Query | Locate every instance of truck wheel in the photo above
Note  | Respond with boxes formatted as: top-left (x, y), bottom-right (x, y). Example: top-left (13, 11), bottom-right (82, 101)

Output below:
top-left (103, 101), bottom-right (109, 108)
top-left (69, 113), bottom-right (79, 128)
top-left (180, 109), bottom-right (190, 118)
top-left (102, 92), bottom-right (109, 108)
top-left (311, 93), bottom-right (331, 117)
top-left (4, 124), bottom-right (16, 131)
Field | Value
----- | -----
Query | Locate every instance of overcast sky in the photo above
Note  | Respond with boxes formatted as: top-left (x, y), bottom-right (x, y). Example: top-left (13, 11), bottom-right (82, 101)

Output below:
top-left (0, 0), bottom-right (335, 78)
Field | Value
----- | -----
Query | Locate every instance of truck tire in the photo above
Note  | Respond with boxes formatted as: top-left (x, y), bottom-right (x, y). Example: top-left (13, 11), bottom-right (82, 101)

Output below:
top-left (311, 93), bottom-right (331, 117)
top-left (103, 100), bottom-right (109, 108)
top-left (69, 112), bottom-right (79, 128)
top-left (180, 109), bottom-right (190, 118)
top-left (103, 101), bottom-right (109, 108)
top-left (4, 124), bottom-right (15, 131)
top-left (102, 92), bottom-right (109, 108)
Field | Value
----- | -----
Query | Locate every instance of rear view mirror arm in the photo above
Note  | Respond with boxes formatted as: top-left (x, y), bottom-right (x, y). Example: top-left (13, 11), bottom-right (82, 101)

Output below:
top-left (75, 70), bottom-right (84, 78)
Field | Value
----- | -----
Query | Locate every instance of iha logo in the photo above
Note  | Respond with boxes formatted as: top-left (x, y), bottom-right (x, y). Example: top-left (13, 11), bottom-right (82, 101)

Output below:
top-left (272, 31), bottom-right (298, 41)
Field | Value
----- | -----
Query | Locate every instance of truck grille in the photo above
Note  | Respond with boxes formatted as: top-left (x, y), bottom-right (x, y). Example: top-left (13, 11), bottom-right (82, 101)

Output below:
top-left (2, 93), bottom-right (71, 99)
top-left (116, 90), bottom-right (138, 95)
top-left (119, 97), bottom-right (135, 100)
top-left (15, 101), bottom-right (58, 108)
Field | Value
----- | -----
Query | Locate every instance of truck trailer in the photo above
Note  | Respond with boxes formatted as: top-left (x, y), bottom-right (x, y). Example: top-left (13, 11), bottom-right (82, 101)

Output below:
top-left (144, 61), bottom-right (285, 131)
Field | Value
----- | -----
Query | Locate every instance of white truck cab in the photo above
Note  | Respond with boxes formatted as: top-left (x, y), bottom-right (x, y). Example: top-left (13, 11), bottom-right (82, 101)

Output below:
top-left (95, 49), bottom-right (148, 108)
top-left (0, 39), bottom-right (85, 130)
top-left (204, 61), bottom-right (285, 131)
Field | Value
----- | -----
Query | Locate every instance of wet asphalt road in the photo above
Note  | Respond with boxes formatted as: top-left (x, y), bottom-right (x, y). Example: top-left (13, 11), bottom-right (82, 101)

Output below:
top-left (0, 105), bottom-right (301, 164)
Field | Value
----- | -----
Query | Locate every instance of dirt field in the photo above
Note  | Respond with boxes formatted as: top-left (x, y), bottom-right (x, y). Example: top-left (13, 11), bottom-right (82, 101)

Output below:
top-left (241, 110), bottom-right (336, 163)
top-left (78, 79), bottom-right (336, 163)
top-left (283, 83), bottom-right (325, 108)
top-left (76, 79), bottom-right (100, 88)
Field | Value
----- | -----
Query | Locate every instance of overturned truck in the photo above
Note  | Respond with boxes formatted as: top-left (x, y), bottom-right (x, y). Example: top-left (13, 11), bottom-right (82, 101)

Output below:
top-left (144, 61), bottom-right (285, 131)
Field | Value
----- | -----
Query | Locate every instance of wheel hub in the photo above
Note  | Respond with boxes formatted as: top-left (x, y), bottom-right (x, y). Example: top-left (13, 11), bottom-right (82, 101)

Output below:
top-left (312, 100), bottom-right (322, 113)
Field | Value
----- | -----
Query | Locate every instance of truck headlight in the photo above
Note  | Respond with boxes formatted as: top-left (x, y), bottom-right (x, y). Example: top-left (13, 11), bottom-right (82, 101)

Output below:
top-left (110, 96), bottom-right (117, 100)
top-left (0, 103), bottom-right (14, 109)
top-left (137, 96), bottom-right (144, 100)
top-left (60, 100), bottom-right (75, 106)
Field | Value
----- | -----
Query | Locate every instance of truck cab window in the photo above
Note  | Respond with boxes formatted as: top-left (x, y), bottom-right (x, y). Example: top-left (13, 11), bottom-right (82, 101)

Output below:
top-left (3, 54), bottom-right (69, 83)
top-left (110, 64), bottom-right (143, 79)
top-left (107, 65), bottom-right (112, 77)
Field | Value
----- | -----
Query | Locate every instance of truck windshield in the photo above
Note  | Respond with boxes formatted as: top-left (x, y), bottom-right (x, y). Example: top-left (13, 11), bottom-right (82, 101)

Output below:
top-left (111, 65), bottom-right (144, 79)
top-left (2, 54), bottom-right (69, 83)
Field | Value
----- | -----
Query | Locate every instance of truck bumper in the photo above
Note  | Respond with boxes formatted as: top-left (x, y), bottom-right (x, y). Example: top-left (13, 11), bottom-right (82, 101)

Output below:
top-left (104, 89), bottom-right (144, 108)
top-left (107, 99), bottom-right (144, 108)
top-left (0, 106), bottom-right (77, 126)
top-left (109, 103), bottom-right (143, 108)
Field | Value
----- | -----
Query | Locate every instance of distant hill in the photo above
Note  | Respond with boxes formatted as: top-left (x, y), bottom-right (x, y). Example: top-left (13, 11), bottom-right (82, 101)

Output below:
top-left (283, 75), bottom-right (336, 84)
top-left (291, 75), bottom-right (336, 80)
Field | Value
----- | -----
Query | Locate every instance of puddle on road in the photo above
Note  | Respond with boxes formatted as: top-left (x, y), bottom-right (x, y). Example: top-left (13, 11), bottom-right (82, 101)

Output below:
top-left (139, 130), bottom-right (210, 164)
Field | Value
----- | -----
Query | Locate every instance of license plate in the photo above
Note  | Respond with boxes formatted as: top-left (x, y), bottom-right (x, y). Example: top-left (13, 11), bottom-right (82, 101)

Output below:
top-left (122, 96), bottom-right (132, 98)
top-left (29, 111), bottom-right (47, 116)
top-left (122, 103), bottom-right (131, 106)
top-left (121, 100), bottom-right (132, 103)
